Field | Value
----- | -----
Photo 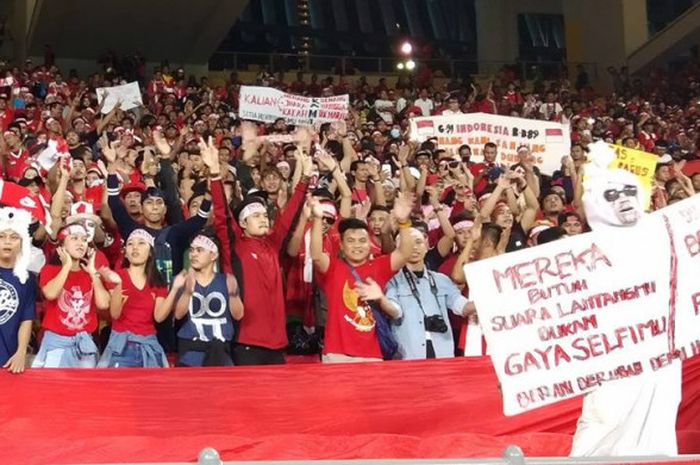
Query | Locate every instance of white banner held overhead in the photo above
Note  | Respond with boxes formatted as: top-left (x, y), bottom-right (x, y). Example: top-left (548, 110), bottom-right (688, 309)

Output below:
top-left (239, 86), bottom-right (349, 126)
top-left (464, 194), bottom-right (700, 416)
top-left (96, 82), bottom-right (143, 114)
top-left (409, 113), bottom-right (570, 175)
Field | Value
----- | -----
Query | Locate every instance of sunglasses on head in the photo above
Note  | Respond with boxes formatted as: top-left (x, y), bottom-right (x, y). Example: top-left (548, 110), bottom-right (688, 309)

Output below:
top-left (603, 185), bottom-right (637, 202)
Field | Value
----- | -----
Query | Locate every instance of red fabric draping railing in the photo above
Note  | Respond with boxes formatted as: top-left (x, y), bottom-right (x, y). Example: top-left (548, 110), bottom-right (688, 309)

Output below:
top-left (2, 357), bottom-right (699, 465)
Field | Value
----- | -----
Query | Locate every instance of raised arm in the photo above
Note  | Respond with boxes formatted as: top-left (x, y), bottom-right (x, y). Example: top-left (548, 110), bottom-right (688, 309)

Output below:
top-left (426, 185), bottom-right (455, 257)
top-left (199, 137), bottom-right (237, 274)
top-left (318, 151), bottom-right (352, 218)
top-left (269, 154), bottom-right (311, 249)
top-left (451, 219), bottom-right (481, 285)
top-left (310, 202), bottom-right (330, 274)
top-left (287, 201), bottom-right (310, 257)
top-left (390, 192), bottom-right (417, 272)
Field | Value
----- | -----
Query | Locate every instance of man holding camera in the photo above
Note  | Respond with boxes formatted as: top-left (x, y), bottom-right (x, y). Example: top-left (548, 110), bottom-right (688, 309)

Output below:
top-left (381, 222), bottom-right (476, 359)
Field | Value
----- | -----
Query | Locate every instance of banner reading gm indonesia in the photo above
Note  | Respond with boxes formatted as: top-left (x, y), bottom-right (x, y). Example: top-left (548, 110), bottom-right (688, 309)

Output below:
top-left (239, 86), bottom-right (349, 126)
top-left (465, 194), bottom-right (700, 415)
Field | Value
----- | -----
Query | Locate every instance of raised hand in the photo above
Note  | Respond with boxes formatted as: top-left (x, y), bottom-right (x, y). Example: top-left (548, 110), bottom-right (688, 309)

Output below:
top-left (392, 191), bottom-right (414, 222)
top-left (197, 136), bottom-right (221, 175)
top-left (152, 129), bottom-right (172, 156)
top-left (172, 271), bottom-right (187, 291)
top-left (185, 269), bottom-right (196, 295)
top-left (317, 150), bottom-right (338, 172)
top-left (98, 267), bottom-right (122, 285)
top-left (81, 249), bottom-right (97, 275)
top-left (57, 246), bottom-right (73, 268)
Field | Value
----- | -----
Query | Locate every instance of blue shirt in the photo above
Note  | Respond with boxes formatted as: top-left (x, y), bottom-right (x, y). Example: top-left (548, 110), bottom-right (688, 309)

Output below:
top-left (0, 268), bottom-right (37, 365)
top-left (385, 268), bottom-right (468, 360)
top-left (177, 273), bottom-right (234, 342)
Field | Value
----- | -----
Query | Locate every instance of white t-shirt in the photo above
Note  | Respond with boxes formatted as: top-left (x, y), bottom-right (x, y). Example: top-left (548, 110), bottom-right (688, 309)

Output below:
top-left (374, 99), bottom-right (395, 124)
top-left (414, 98), bottom-right (434, 117)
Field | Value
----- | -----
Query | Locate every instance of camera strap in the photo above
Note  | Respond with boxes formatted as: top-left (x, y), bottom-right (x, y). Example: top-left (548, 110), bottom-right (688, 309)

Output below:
top-left (401, 267), bottom-right (441, 318)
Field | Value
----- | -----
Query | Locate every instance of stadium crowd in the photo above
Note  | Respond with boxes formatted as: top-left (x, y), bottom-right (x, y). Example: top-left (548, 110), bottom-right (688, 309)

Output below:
top-left (0, 52), bottom-right (699, 370)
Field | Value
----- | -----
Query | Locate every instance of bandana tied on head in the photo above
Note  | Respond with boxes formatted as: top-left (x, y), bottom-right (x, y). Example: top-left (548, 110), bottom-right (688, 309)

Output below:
top-left (127, 229), bottom-right (155, 248)
top-left (0, 207), bottom-right (32, 283)
top-left (57, 222), bottom-right (88, 242)
top-left (238, 201), bottom-right (267, 223)
top-left (453, 220), bottom-right (475, 232)
top-left (191, 235), bottom-right (218, 255)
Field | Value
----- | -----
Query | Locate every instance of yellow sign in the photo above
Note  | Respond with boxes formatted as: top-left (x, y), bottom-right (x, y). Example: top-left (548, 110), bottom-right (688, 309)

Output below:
top-left (607, 144), bottom-right (658, 209)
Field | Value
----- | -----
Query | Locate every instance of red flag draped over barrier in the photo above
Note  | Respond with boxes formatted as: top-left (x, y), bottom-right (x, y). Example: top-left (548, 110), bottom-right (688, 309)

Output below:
top-left (2, 357), bottom-right (699, 465)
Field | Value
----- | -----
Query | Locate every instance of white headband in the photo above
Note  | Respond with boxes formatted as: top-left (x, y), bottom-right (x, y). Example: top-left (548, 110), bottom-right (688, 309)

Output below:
top-left (395, 227), bottom-right (425, 247)
top-left (191, 235), bottom-right (218, 254)
top-left (320, 203), bottom-right (337, 218)
top-left (453, 220), bottom-right (475, 231)
top-left (58, 223), bottom-right (88, 241)
top-left (126, 229), bottom-right (154, 248)
top-left (238, 202), bottom-right (267, 223)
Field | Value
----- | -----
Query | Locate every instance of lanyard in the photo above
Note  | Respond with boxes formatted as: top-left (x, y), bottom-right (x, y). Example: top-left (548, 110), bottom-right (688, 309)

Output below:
top-left (401, 267), bottom-right (441, 317)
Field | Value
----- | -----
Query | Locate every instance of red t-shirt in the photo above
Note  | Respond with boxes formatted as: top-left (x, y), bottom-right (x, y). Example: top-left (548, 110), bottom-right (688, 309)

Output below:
top-left (39, 264), bottom-right (99, 336)
top-left (111, 269), bottom-right (167, 336)
top-left (5, 149), bottom-right (30, 181)
top-left (317, 254), bottom-right (395, 358)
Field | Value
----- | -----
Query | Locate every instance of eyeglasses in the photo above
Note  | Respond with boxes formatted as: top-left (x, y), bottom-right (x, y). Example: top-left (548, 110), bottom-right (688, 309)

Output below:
top-left (448, 161), bottom-right (460, 169)
top-left (603, 185), bottom-right (637, 202)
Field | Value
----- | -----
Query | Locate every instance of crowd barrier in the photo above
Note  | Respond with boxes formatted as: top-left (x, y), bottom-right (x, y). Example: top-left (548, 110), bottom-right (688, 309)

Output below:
top-left (2, 357), bottom-right (699, 465)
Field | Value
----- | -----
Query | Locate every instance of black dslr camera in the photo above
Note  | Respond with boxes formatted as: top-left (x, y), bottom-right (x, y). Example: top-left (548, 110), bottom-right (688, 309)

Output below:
top-left (424, 315), bottom-right (448, 333)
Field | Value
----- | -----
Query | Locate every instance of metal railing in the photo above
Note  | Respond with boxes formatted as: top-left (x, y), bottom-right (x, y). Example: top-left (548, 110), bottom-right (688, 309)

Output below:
top-left (209, 51), bottom-right (598, 83)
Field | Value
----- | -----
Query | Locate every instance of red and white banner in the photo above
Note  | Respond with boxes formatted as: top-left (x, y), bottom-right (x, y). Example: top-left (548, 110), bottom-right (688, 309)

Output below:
top-left (409, 113), bottom-right (570, 175)
top-left (464, 194), bottom-right (700, 415)
top-left (239, 86), bottom-right (349, 126)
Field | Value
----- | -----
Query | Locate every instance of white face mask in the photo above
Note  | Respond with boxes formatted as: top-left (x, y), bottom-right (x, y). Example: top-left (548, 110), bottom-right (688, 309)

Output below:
top-left (84, 220), bottom-right (96, 242)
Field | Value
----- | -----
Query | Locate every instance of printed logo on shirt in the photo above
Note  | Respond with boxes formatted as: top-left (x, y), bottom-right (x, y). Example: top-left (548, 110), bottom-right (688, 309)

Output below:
top-left (58, 286), bottom-right (93, 330)
top-left (19, 196), bottom-right (37, 209)
top-left (0, 278), bottom-right (19, 325)
top-left (342, 281), bottom-right (375, 332)
top-left (189, 291), bottom-right (228, 342)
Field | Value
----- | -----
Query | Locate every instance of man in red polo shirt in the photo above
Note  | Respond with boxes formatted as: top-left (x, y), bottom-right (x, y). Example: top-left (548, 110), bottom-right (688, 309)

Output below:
top-left (310, 192), bottom-right (416, 362)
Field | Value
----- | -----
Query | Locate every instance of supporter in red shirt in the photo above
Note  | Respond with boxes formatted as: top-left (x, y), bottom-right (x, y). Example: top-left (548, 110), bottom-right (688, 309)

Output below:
top-left (470, 142), bottom-right (500, 195)
top-left (207, 136), bottom-right (311, 365)
top-left (98, 229), bottom-right (178, 368)
top-left (310, 192), bottom-right (417, 362)
top-left (32, 222), bottom-right (111, 368)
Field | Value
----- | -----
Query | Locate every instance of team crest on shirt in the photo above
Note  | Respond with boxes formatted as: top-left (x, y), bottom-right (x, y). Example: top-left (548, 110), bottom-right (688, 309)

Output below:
top-left (58, 286), bottom-right (93, 330)
top-left (342, 281), bottom-right (375, 332)
top-left (0, 278), bottom-right (19, 325)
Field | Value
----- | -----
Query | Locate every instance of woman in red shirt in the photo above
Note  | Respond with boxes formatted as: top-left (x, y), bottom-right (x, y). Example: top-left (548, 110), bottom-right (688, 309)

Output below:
top-left (33, 222), bottom-right (111, 368)
top-left (98, 229), bottom-right (179, 368)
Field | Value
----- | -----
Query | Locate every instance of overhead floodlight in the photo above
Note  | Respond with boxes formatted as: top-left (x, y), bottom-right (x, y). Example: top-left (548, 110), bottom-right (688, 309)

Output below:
top-left (400, 42), bottom-right (413, 55)
top-left (405, 60), bottom-right (416, 70)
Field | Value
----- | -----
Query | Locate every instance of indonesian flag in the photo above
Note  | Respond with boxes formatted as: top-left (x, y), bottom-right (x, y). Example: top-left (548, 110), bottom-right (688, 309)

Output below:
top-left (414, 119), bottom-right (435, 138)
top-left (0, 179), bottom-right (48, 226)
top-left (545, 127), bottom-right (564, 143)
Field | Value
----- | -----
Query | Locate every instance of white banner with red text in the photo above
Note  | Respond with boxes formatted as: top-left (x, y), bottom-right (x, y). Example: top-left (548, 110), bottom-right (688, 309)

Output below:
top-left (464, 194), bottom-right (700, 415)
top-left (239, 86), bottom-right (349, 126)
top-left (409, 113), bottom-right (570, 175)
